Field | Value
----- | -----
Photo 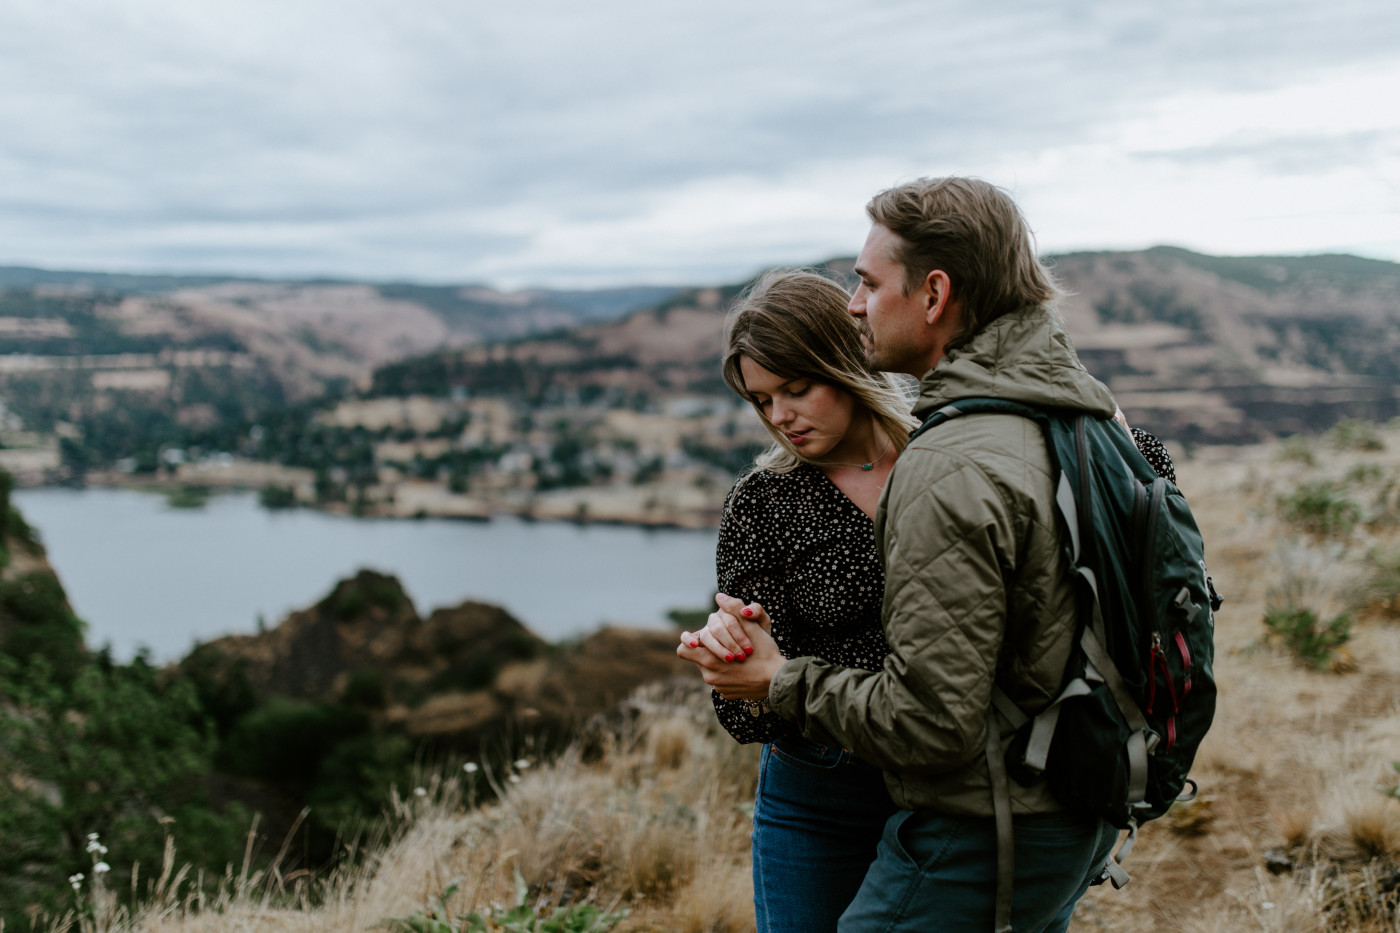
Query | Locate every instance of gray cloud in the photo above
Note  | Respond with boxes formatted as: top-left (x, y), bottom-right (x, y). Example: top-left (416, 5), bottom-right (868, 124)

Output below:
top-left (1, 0), bottom-right (1398, 284)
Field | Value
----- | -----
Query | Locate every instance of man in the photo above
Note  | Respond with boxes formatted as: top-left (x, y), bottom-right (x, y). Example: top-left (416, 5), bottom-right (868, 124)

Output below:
top-left (681, 177), bottom-right (1119, 932)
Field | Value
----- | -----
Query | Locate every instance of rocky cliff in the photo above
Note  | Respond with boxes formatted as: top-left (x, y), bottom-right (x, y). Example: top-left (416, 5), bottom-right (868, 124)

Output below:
top-left (185, 568), bottom-right (696, 750)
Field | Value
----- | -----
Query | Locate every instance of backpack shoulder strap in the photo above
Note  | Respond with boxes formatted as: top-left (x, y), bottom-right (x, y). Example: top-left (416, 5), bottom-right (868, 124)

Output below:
top-left (908, 397), bottom-right (1048, 445)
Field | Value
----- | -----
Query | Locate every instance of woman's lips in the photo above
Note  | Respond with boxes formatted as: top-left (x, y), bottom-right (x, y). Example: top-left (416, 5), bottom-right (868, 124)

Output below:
top-left (787, 429), bottom-right (812, 445)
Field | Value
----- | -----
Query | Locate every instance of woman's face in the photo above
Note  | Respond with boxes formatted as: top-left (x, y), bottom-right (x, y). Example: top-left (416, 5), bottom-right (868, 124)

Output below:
top-left (739, 355), bottom-right (857, 461)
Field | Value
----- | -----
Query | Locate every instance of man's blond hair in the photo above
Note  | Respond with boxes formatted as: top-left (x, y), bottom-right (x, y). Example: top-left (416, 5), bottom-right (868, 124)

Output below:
top-left (866, 177), bottom-right (1061, 346)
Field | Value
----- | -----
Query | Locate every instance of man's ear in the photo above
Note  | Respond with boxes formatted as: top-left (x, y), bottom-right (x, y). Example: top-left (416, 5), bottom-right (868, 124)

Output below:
top-left (923, 270), bottom-right (953, 325)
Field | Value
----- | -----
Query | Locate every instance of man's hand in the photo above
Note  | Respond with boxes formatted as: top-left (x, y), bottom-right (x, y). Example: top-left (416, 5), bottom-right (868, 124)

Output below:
top-left (677, 594), bottom-right (784, 701)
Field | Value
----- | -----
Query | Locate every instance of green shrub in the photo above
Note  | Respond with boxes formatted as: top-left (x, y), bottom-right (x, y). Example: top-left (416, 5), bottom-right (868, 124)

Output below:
top-left (1345, 463), bottom-right (1386, 485)
top-left (1278, 481), bottom-right (1362, 538)
top-left (318, 571), bottom-right (410, 621)
top-left (343, 668), bottom-right (388, 709)
top-left (0, 469), bottom-right (12, 539)
top-left (1276, 435), bottom-right (1317, 466)
top-left (1263, 604), bottom-right (1352, 670)
top-left (1328, 418), bottom-right (1386, 452)
top-left (0, 571), bottom-right (87, 682)
top-left (179, 644), bottom-right (259, 737)
top-left (166, 486), bottom-right (211, 509)
top-left (220, 698), bottom-right (366, 785)
top-left (1362, 549), bottom-right (1400, 618)
top-left (1371, 476), bottom-right (1400, 528)
top-left (382, 873), bottom-right (626, 933)
top-left (258, 484), bottom-right (298, 509)
top-left (307, 732), bottom-right (414, 833)
top-left (0, 655), bottom-right (245, 929)
top-left (0, 472), bottom-right (42, 568)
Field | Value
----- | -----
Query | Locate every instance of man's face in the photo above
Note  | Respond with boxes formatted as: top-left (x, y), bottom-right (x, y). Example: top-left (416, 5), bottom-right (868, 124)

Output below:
top-left (848, 224), bottom-right (936, 377)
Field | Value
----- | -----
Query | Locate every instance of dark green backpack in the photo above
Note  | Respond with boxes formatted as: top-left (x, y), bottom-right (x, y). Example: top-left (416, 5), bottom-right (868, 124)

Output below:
top-left (911, 398), bottom-right (1221, 924)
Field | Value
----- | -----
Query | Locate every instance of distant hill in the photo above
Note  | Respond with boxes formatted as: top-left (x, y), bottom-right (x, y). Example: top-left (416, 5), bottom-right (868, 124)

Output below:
top-left (0, 266), bottom-right (681, 393)
top-left (369, 258), bottom-right (859, 401)
top-left (369, 248), bottom-right (1400, 443)
top-left (4, 248), bottom-right (1399, 483)
top-left (1047, 247), bottom-right (1400, 441)
top-left (0, 270), bottom-right (683, 476)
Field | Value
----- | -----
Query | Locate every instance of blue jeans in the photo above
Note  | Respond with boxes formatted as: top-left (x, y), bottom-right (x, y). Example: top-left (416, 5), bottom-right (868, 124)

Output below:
top-left (751, 735), bottom-right (899, 933)
top-left (838, 808), bottom-right (1117, 933)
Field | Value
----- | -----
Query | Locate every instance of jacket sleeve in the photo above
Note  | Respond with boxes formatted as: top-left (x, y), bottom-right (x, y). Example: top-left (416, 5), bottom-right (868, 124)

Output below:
top-left (710, 479), bottom-right (792, 745)
top-left (769, 445), bottom-right (1021, 774)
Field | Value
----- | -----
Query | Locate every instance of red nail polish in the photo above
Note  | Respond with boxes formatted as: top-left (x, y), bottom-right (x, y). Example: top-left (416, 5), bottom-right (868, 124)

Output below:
top-left (689, 640), bottom-right (699, 648)
top-left (742, 608), bottom-right (754, 617)
top-left (724, 653), bottom-right (734, 662)
top-left (744, 648), bottom-right (753, 656)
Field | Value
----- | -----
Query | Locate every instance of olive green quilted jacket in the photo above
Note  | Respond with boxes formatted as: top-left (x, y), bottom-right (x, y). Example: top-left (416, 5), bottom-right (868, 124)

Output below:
top-left (769, 304), bottom-right (1117, 815)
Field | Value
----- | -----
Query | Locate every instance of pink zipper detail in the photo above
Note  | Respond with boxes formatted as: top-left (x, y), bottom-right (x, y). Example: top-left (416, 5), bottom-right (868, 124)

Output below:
top-left (1146, 645), bottom-right (1159, 715)
top-left (1175, 631), bottom-right (1193, 697)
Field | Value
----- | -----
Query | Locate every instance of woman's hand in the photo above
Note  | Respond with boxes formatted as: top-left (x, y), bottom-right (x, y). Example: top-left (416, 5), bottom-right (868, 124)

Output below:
top-left (680, 592), bottom-right (765, 662)
top-left (677, 594), bottom-right (784, 701)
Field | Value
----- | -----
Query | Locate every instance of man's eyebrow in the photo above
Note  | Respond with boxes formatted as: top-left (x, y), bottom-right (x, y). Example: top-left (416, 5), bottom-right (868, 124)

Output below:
top-left (852, 264), bottom-right (869, 278)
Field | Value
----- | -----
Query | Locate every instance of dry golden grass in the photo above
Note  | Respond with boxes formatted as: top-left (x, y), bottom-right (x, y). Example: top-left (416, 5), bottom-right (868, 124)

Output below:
top-left (49, 422), bottom-right (1400, 933)
top-left (55, 682), bottom-right (757, 933)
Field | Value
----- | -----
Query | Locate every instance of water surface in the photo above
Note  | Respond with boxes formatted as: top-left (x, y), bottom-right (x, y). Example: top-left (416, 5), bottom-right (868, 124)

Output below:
top-left (13, 487), bottom-right (719, 661)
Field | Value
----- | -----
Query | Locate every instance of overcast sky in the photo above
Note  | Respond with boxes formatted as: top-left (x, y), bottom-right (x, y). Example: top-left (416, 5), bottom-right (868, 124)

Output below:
top-left (1, 0), bottom-right (1397, 288)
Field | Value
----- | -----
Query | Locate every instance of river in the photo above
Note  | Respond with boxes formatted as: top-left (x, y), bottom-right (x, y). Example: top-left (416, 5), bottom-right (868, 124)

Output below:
top-left (12, 487), bottom-right (720, 662)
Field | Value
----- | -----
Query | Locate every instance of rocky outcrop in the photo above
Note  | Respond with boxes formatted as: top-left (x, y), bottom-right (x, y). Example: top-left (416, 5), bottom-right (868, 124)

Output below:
top-left (184, 569), bottom-right (694, 748)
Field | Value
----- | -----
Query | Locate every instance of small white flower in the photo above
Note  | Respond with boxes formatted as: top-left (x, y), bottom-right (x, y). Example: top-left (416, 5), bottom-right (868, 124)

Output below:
top-left (93, 861), bottom-right (111, 874)
top-left (508, 774), bottom-right (521, 784)
top-left (513, 759), bottom-right (531, 770)
top-left (414, 786), bottom-right (427, 798)
top-left (87, 833), bottom-right (99, 842)
top-left (462, 762), bottom-right (479, 774)
top-left (68, 873), bottom-right (84, 890)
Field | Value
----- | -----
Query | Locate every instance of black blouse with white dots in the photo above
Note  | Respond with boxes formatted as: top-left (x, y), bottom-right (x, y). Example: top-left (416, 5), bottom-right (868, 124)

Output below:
top-left (709, 429), bottom-right (1177, 745)
top-left (712, 463), bottom-right (888, 744)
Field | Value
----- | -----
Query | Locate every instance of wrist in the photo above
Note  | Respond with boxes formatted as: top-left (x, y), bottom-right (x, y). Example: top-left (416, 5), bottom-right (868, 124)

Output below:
top-left (764, 657), bottom-right (785, 693)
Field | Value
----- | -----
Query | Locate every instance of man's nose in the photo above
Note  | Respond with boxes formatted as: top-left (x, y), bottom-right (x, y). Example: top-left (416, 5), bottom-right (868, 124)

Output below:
top-left (847, 288), bottom-right (865, 316)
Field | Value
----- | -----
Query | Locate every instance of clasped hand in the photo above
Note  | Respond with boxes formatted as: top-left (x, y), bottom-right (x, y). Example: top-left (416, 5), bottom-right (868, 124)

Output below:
top-left (675, 593), bottom-right (784, 701)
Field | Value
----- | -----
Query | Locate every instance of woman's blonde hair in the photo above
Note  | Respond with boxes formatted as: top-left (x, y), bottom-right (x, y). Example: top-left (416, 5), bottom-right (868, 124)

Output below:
top-left (722, 269), bottom-right (918, 475)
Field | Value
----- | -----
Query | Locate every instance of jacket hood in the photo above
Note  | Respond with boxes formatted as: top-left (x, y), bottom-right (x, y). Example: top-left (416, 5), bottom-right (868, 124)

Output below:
top-left (912, 304), bottom-right (1116, 421)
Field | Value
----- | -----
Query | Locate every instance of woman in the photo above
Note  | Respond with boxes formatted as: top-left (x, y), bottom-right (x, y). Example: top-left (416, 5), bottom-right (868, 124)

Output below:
top-left (676, 268), bottom-right (918, 933)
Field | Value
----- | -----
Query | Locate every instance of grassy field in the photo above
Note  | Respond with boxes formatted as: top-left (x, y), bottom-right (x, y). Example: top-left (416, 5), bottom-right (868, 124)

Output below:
top-left (44, 423), bottom-right (1400, 932)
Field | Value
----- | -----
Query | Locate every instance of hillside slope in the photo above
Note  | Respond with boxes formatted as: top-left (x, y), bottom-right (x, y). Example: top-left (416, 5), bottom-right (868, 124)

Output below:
top-left (80, 423), bottom-right (1400, 932)
top-left (1050, 248), bottom-right (1400, 441)
top-left (367, 247), bottom-right (1400, 444)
